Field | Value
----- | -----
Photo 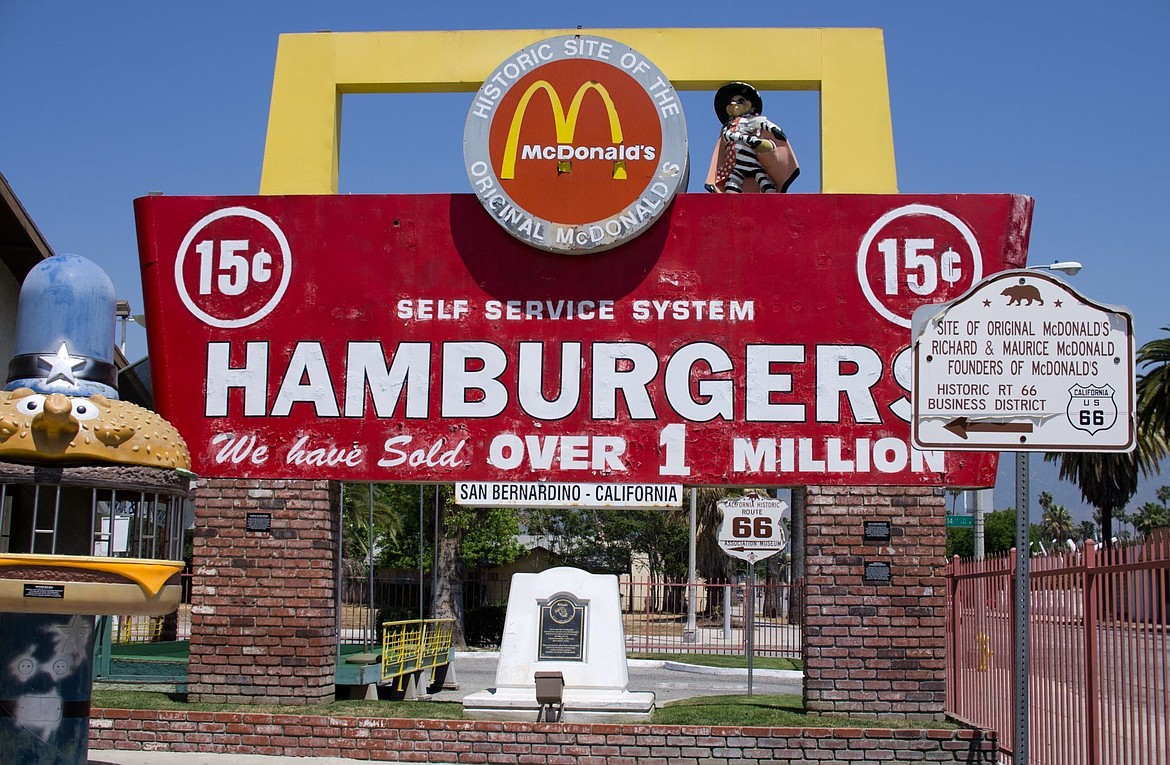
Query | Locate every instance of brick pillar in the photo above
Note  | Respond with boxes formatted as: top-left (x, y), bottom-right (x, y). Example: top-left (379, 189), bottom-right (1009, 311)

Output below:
top-left (802, 485), bottom-right (947, 719)
top-left (187, 478), bottom-right (339, 704)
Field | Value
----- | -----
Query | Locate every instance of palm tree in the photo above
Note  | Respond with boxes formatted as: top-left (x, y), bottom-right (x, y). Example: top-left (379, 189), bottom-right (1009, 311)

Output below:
top-left (690, 488), bottom-right (738, 620)
top-left (1133, 501), bottom-right (1169, 539)
top-left (1137, 326), bottom-right (1170, 441)
top-left (693, 487), bottom-right (737, 584)
top-left (1054, 328), bottom-right (1170, 546)
top-left (341, 482), bottom-right (404, 576)
top-left (1044, 421), bottom-right (1165, 546)
top-left (1038, 491), bottom-right (1075, 544)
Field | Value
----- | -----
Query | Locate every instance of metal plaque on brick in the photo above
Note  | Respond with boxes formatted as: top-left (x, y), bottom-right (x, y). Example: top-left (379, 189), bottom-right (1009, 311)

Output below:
top-left (538, 594), bottom-right (586, 661)
top-left (863, 520), bottom-right (892, 542)
top-left (246, 512), bottom-right (272, 532)
top-left (863, 561), bottom-right (892, 584)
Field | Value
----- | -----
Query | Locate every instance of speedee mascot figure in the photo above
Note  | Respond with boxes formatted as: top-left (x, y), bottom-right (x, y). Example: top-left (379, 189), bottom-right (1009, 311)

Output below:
top-left (705, 81), bottom-right (799, 194)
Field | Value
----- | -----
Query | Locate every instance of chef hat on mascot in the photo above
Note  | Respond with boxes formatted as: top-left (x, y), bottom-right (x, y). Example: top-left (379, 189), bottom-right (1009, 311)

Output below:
top-left (5, 253), bottom-right (120, 400)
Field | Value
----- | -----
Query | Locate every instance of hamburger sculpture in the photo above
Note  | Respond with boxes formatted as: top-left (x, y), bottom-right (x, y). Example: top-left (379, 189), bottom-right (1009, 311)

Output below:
top-left (0, 254), bottom-right (191, 765)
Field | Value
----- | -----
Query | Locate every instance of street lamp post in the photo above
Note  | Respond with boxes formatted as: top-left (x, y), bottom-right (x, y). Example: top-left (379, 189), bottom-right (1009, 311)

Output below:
top-left (1032, 261), bottom-right (1082, 275)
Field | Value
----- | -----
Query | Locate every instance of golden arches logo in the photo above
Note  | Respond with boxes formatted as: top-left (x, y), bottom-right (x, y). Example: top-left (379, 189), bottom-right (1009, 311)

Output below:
top-left (500, 80), bottom-right (625, 180)
top-left (463, 34), bottom-right (689, 254)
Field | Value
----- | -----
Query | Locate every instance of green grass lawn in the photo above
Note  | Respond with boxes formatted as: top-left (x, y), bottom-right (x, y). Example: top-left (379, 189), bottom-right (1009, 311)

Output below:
top-left (92, 689), bottom-right (953, 728)
top-left (653, 694), bottom-right (958, 728)
top-left (91, 690), bottom-right (463, 720)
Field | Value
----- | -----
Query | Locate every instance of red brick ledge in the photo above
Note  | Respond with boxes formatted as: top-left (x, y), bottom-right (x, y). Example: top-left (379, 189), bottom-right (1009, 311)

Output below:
top-left (91, 709), bottom-right (999, 764)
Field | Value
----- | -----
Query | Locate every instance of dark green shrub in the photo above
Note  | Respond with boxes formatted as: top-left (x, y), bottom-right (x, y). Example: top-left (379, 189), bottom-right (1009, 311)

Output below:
top-left (463, 604), bottom-right (508, 647)
top-left (375, 606), bottom-right (418, 641)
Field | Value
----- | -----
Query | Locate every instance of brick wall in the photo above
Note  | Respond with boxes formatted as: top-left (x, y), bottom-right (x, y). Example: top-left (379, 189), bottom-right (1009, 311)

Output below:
top-left (187, 478), bottom-right (340, 705)
top-left (90, 712), bottom-right (999, 764)
top-left (802, 485), bottom-right (948, 719)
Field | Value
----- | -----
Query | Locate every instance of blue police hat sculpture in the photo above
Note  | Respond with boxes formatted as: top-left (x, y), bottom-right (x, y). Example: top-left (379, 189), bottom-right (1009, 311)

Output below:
top-left (6, 253), bottom-right (119, 399)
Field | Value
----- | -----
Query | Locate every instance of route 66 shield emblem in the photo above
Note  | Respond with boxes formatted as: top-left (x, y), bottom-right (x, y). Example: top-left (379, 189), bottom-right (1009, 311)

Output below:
top-left (1067, 384), bottom-right (1118, 436)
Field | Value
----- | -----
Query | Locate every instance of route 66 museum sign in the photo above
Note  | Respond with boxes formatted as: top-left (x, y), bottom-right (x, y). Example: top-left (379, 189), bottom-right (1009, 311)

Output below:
top-left (717, 495), bottom-right (790, 563)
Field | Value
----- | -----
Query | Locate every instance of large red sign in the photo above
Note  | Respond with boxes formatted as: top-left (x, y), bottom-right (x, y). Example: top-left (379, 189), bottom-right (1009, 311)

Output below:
top-left (135, 193), bottom-right (1032, 486)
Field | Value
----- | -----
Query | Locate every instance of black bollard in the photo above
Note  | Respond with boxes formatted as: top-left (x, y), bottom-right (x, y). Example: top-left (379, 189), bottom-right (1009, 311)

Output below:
top-left (0, 612), bottom-right (97, 765)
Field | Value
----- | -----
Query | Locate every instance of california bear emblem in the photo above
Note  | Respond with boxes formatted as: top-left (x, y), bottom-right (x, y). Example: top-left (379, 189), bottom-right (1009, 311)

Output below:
top-left (1001, 284), bottom-right (1043, 306)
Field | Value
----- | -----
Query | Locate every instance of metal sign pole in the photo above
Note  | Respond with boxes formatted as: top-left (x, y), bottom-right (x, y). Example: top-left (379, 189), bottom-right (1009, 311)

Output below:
top-left (419, 485), bottom-right (425, 620)
top-left (747, 560), bottom-right (755, 696)
top-left (685, 488), bottom-right (697, 642)
top-left (368, 483), bottom-right (375, 651)
top-left (716, 494), bottom-right (789, 698)
top-left (1014, 451), bottom-right (1031, 765)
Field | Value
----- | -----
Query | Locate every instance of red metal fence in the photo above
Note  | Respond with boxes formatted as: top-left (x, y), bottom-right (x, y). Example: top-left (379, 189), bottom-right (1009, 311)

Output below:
top-left (947, 538), bottom-right (1169, 765)
top-left (618, 578), bottom-right (802, 658)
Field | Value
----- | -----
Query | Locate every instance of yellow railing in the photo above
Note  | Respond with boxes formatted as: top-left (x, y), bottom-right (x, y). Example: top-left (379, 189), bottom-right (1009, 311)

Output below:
top-left (380, 618), bottom-right (455, 687)
top-left (113, 614), bottom-right (164, 644)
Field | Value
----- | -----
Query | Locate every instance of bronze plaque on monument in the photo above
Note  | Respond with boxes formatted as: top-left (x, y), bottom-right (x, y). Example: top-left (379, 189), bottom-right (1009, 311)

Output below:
top-left (538, 594), bottom-right (586, 661)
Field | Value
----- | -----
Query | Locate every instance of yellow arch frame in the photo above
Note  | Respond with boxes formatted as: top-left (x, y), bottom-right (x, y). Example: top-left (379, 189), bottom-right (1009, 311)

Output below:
top-left (260, 28), bottom-right (897, 195)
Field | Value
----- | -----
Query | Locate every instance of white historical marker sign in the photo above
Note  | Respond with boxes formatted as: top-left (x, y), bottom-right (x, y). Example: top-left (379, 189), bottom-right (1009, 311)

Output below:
top-left (717, 495), bottom-right (790, 563)
top-left (911, 270), bottom-right (1135, 452)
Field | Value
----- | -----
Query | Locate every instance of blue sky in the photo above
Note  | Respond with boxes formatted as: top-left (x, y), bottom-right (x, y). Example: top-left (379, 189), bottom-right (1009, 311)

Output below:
top-left (2, 1), bottom-right (1168, 522)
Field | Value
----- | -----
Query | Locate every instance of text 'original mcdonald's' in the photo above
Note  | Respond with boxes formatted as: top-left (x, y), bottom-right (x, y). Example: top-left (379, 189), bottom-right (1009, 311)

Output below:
top-left (463, 35), bottom-right (689, 254)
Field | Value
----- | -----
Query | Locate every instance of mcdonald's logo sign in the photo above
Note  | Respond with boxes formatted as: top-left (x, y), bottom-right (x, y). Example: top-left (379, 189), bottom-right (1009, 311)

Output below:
top-left (464, 35), bottom-right (688, 254)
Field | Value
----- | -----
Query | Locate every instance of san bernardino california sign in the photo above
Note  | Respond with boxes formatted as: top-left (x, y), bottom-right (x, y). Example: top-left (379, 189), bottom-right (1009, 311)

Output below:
top-left (463, 35), bottom-right (689, 253)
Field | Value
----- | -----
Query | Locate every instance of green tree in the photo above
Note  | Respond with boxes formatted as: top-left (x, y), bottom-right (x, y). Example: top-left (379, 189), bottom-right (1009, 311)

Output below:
top-left (601, 508), bottom-right (690, 580)
top-left (521, 508), bottom-right (629, 572)
top-left (429, 489), bottom-right (523, 648)
top-left (1076, 519), bottom-right (1098, 543)
top-left (946, 527), bottom-right (974, 559)
top-left (983, 508), bottom-right (1019, 555)
top-left (977, 508), bottom-right (1045, 556)
top-left (368, 485), bottom-right (524, 648)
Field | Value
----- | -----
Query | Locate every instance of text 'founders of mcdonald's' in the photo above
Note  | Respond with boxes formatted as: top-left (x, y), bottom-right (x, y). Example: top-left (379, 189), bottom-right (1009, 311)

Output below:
top-left (464, 35), bottom-right (688, 254)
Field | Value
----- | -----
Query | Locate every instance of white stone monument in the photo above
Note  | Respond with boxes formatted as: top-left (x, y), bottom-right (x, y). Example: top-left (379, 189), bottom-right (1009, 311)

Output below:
top-left (462, 567), bottom-right (656, 722)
